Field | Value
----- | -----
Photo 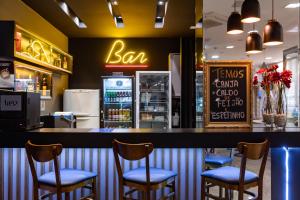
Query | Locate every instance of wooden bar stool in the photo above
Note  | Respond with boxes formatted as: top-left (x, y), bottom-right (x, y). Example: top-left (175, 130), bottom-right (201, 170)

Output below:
top-left (112, 139), bottom-right (177, 200)
top-left (204, 148), bottom-right (233, 169)
top-left (204, 148), bottom-right (233, 199)
top-left (201, 140), bottom-right (269, 200)
top-left (25, 140), bottom-right (97, 200)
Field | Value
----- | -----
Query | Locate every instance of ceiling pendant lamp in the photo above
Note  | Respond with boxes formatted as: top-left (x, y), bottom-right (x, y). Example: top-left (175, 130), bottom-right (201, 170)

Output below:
top-left (241, 0), bottom-right (261, 23)
top-left (246, 24), bottom-right (262, 54)
top-left (263, 0), bottom-right (283, 46)
top-left (227, 0), bottom-right (244, 34)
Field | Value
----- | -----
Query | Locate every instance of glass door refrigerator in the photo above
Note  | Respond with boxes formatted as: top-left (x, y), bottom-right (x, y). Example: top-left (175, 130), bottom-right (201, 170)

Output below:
top-left (101, 76), bottom-right (134, 128)
top-left (136, 71), bottom-right (172, 128)
top-left (196, 71), bottom-right (204, 128)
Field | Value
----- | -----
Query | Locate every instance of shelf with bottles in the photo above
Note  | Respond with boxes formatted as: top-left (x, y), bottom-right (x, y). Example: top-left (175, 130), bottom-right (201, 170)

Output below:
top-left (140, 105), bottom-right (168, 112)
top-left (14, 62), bottom-right (52, 99)
top-left (140, 112), bottom-right (167, 122)
top-left (105, 108), bottom-right (132, 122)
top-left (14, 25), bottom-right (73, 74)
top-left (104, 90), bottom-right (132, 104)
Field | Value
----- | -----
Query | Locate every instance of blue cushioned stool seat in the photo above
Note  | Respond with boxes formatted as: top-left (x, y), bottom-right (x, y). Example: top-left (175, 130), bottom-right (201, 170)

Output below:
top-left (123, 167), bottom-right (177, 184)
top-left (205, 154), bottom-right (233, 165)
top-left (201, 166), bottom-right (258, 184)
top-left (38, 169), bottom-right (97, 187)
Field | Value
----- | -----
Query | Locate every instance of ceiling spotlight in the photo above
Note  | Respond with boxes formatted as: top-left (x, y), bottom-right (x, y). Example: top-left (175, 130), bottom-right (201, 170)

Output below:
top-left (246, 30), bottom-right (262, 54)
top-left (226, 45), bottom-right (235, 49)
top-left (227, 0), bottom-right (243, 34)
top-left (265, 57), bottom-right (272, 60)
top-left (111, 0), bottom-right (118, 5)
top-left (211, 55), bottom-right (220, 59)
top-left (158, 0), bottom-right (165, 5)
top-left (56, 0), bottom-right (87, 28)
top-left (285, 3), bottom-right (300, 8)
top-left (241, 0), bottom-right (261, 23)
top-left (263, 0), bottom-right (283, 46)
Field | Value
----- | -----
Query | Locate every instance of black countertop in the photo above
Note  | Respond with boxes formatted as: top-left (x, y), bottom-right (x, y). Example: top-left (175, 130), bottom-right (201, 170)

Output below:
top-left (1, 127), bottom-right (300, 148)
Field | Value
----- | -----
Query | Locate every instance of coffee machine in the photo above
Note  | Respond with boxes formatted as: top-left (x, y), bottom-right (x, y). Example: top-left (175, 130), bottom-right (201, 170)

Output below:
top-left (0, 90), bottom-right (41, 130)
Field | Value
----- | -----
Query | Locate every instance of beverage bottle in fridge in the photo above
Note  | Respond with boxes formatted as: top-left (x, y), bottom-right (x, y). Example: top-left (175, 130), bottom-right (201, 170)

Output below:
top-left (119, 108), bottom-right (123, 121)
top-left (128, 109), bottom-right (131, 120)
top-left (108, 109), bottom-right (112, 120)
top-left (112, 109), bottom-right (115, 121)
top-left (113, 92), bottom-right (116, 102)
top-left (105, 92), bottom-right (108, 102)
top-left (106, 91), bottom-right (109, 102)
top-left (120, 91), bottom-right (123, 102)
top-left (116, 91), bottom-right (119, 102)
top-left (116, 108), bottom-right (119, 121)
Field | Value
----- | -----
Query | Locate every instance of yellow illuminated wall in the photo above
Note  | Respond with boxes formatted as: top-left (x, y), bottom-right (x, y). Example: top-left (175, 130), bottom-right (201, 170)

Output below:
top-left (0, 0), bottom-right (68, 52)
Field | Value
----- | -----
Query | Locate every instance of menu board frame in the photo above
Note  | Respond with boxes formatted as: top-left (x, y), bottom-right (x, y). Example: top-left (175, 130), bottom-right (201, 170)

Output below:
top-left (204, 60), bottom-right (252, 128)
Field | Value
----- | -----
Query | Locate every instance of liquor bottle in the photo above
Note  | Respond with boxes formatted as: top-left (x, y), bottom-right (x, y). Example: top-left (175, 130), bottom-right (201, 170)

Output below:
top-left (40, 48), bottom-right (46, 62)
top-left (26, 39), bottom-right (34, 56)
top-left (49, 48), bottom-right (54, 65)
top-left (15, 32), bottom-right (22, 52)
top-left (35, 76), bottom-right (40, 93)
top-left (42, 77), bottom-right (47, 96)
top-left (63, 56), bottom-right (68, 69)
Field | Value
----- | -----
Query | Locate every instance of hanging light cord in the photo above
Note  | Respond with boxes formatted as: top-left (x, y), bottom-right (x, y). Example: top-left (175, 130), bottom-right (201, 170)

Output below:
top-left (234, 0), bottom-right (236, 12)
top-left (272, 0), bottom-right (274, 19)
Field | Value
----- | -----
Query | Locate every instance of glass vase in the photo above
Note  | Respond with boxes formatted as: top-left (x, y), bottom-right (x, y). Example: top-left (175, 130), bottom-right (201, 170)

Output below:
top-left (262, 90), bottom-right (274, 127)
top-left (274, 85), bottom-right (287, 129)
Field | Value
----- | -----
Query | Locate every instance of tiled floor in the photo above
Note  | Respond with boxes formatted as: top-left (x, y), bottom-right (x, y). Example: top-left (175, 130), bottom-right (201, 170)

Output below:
top-left (208, 149), bottom-right (271, 200)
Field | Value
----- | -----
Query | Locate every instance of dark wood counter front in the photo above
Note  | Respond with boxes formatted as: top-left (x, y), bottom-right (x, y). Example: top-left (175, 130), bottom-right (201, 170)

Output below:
top-left (1, 127), bottom-right (300, 148)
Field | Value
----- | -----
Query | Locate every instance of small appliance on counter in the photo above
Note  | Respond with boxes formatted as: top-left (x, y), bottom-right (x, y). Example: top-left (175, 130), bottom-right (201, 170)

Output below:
top-left (41, 112), bottom-right (75, 128)
top-left (0, 90), bottom-right (41, 130)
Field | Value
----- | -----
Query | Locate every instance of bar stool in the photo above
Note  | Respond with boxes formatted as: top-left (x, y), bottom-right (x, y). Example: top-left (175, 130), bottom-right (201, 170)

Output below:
top-left (25, 140), bottom-right (97, 200)
top-left (112, 139), bottom-right (177, 200)
top-left (204, 148), bottom-right (233, 198)
top-left (201, 140), bottom-right (269, 200)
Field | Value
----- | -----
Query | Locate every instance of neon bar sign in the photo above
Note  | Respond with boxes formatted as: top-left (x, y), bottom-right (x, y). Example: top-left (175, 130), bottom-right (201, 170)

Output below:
top-left (105, 40), bottom-right (149, 68)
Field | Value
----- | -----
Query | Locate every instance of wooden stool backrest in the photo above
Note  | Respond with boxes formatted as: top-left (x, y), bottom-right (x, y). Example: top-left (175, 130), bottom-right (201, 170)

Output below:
top-left (112, 140), bottom-right (154, 188)
top-left (237, 140), bottom-right (270, 188)
top-left (25, 140), bottom-right (63, 194)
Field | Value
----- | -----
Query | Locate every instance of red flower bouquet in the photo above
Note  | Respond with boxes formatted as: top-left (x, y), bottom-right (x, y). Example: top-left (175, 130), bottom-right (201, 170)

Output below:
top-left (253, 64), bottom-right (293, 127)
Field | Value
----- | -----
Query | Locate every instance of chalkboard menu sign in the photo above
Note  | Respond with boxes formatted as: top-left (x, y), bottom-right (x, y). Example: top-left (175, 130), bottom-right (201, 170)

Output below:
top-left (204, 61), bottom-right (252, 128)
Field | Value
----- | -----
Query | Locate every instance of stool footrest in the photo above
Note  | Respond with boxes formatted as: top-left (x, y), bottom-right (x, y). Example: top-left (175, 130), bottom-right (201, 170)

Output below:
top-left (40, 192), bottom-right (55, 199)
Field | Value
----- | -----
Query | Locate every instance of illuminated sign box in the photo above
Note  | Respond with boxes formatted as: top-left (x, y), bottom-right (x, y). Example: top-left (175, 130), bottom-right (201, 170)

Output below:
top-left (105, 40), bottom-right (149, 68)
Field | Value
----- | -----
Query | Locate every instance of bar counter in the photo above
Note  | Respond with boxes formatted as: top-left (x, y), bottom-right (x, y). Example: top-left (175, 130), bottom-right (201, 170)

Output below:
top-left (1, 127), bottom-right (300, 199)
top-left (1, 127), bottom-right (300, 148)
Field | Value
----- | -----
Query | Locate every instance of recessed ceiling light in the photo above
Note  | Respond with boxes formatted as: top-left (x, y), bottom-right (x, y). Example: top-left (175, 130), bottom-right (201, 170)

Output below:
top-left (111, 0), bottom-right (118, 5)
top-left (158, 0), bottom-right (165, 5)
top-left (211, 55), bottom-right (220, 59)
top-left (285, 3), bottom-right (300, 8)
top-left (57, 1), bottom-right (87, 28)
top-left (226, 45), bottom-right (235, 49)
top-left (287, 26), bottom-right (299, 33)
top-left (265, 57), bottom-right (272, 60)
